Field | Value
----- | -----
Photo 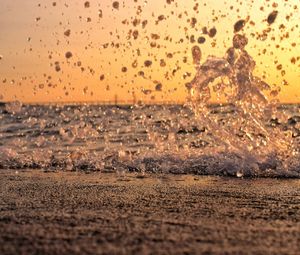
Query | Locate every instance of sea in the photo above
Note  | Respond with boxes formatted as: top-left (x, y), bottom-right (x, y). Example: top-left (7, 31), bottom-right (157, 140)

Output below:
top-left (1, 102), bottom-right (300, 178)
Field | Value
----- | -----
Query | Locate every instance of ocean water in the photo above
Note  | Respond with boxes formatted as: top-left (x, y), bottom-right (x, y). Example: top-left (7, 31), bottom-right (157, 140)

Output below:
top-left (1, 102), bottom-right (300, 178)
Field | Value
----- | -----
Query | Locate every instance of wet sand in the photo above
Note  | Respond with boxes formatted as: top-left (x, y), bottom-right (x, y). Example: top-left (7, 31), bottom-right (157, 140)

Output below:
top-left (0, 170), bottom-right (300, 255)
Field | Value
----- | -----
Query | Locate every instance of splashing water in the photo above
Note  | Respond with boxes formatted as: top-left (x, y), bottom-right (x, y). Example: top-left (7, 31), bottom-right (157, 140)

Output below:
top-left (1, 2), bottom-right (300, 177)
top-left (1, 100), bottom-right (300, 177)
top-left (1, 34), bottom-right (300, 177)
top-left (185, 33), bottom-right (298, 176)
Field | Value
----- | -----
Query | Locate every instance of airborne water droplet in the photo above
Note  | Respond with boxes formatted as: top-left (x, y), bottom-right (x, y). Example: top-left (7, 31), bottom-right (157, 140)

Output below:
top-left (233, 34), bottom-right (248, 49)
top-left (144, 60), bottom-right (152, 67)
top-left (155, 83), bottom-right (162, 91)
top-left (64, 29), bottom-right (71, 37)
top-left (267, 11), bottom-right (278, 25)
top-left (208, 27), bottom-right (217, 38)
top-left (191, 46), bottom-right (201, 65)
top-left (112, 1), bottom-right (119, 10)
top-left (197, 36), bottom-right (206, 44)
top-left (138, 71), bottom-right (145, 77)
top-left (55, 62), bottom-right (61, 72)
top-left (234, 19), bottom-right (245, 33)
top-left (160, 59), bottom-right (166, 67)
top-left (65, 51), bottom-right (73, 59)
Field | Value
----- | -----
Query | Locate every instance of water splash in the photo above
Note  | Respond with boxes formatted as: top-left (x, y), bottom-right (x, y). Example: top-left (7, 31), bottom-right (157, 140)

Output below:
top-left (1, 2), bottom-right (300, 177)
top-left (184, 33), bottom-right (297, 176)
top-left (1, 102), bottom-right (300, 177)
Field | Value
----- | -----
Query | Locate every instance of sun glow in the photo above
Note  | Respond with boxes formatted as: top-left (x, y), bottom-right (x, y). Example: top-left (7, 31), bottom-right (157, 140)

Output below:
top-left (0, 0), bottom-right (299, 103)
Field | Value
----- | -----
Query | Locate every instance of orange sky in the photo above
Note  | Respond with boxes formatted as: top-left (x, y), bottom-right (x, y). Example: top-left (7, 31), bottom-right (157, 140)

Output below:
top-left (0, 0), bottom-right (299, 103)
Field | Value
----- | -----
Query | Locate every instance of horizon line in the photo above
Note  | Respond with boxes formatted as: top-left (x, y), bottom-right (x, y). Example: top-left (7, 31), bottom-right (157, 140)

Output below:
top-left (1, 100), bottom-right (300, 106)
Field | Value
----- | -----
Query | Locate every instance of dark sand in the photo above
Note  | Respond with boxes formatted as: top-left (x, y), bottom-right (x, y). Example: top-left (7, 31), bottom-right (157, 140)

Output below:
top-left (0, 170), bottom-right (300, 255)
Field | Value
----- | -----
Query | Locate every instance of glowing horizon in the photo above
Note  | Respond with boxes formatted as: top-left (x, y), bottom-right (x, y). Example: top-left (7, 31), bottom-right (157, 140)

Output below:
top-left (0, 0), bottom-right (299, 103)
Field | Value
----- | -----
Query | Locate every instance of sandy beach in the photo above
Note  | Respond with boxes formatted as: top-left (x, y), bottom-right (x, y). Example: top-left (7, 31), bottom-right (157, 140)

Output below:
top-left (0, 170), bottom-right (300, 254)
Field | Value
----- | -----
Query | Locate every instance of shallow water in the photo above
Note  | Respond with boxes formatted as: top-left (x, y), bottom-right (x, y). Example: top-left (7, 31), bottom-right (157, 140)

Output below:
top-left (1, 103), bottom-right (300, 177)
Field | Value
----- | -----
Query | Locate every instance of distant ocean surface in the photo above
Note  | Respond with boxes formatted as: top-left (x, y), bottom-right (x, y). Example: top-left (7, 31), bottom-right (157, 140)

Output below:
top-left (1, 102), bottom-right (300, 178)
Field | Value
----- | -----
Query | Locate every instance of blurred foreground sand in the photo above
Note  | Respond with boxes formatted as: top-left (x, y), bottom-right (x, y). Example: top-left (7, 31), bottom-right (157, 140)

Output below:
top-left (0, 170), bottom-right (300, 254)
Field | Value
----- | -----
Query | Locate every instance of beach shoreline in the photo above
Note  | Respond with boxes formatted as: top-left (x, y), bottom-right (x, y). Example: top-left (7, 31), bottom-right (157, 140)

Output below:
top-left (0, 170), bottom-right (299, 254)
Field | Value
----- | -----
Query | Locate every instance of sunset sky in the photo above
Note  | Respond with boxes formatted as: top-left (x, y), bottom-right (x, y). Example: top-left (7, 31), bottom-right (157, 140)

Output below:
top-left (0, 0), bottom-right (299, 103)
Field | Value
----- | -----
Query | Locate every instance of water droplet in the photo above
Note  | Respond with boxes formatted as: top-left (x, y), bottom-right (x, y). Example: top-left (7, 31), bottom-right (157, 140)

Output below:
top-left (160, 59), bottom-right (166, 67)
top-left (112, 1), bottom-right (119, 10)
top-left (132, 30), bottom-right (139, 39)
top-left (233, 34), bottom-right (248, 49)
top-left (65, 51), bottom-right (73, 59)
top-left (236, 171), bottom-right (243, 178)
top-left (142, 89), bottom-right (152, 95)
top-left (197, 36), bottom-right (206, 44)
top-left (64, 29), bottom-right (71, 37)
top-left (155, 83), bottom-right (162, 91)
top-left (267, 11), bottom-right (278, 25)
top-left (234, 20), bottom-right (245, 33)
top-left (54, 62), bottom-right (61, 72)
top-left (192, 46), bottom-right (201, 65)
top-left (208, 27), bottom-right (217, 38)
top-left (144, 60), bottom-right (152, 67)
